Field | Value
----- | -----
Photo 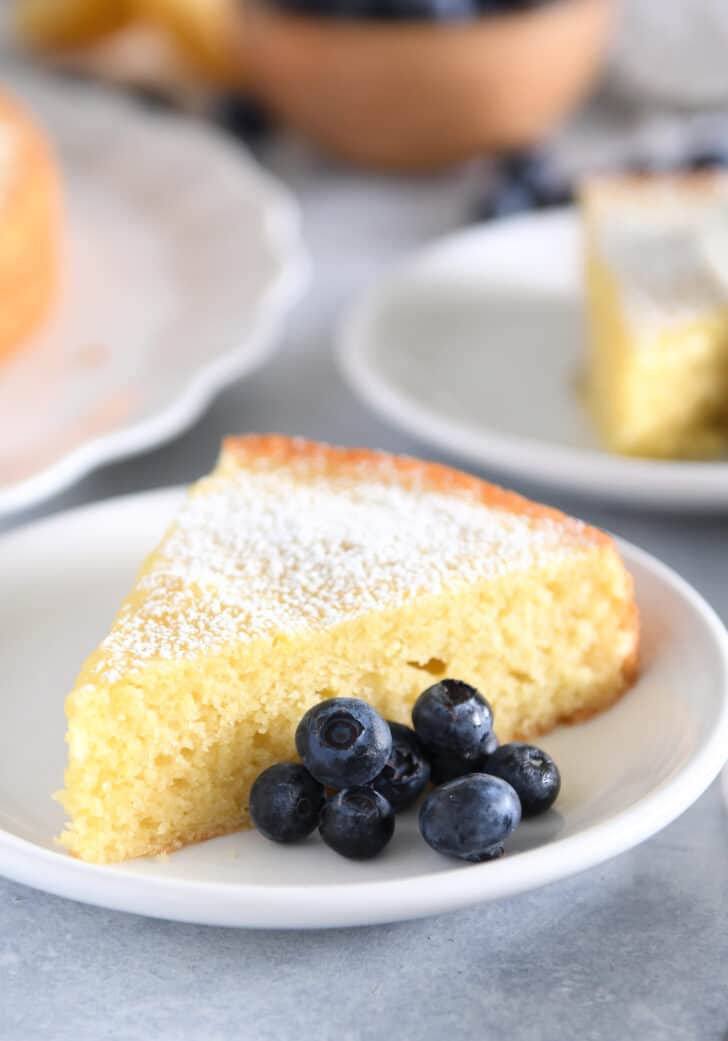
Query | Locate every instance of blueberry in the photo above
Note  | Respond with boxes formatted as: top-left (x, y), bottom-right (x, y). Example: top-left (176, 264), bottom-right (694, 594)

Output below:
top-left (476, 0), bottom-right (561, 8)
top-left (269, 0), bottom-right (562, 20)
top-left (275, 0), bottom-right (373, 15)
top-left (419, 774), bottom-right (521, 862)
top-left (429, 730), bottom-right (499, 785)
top-left (216, 97), bottom-right (271, 141)
top-left (484, 743), bottom-right (561, 816)
top-left (479, 179), bottom-right (539, 221)
top-left (319, 787), bottom-right (395, 859)
top-left (270, 0), bottom-right (476, 18)
top-left (688, 147), bottom-right (728, 171)
top-left (295, 697), bottom-right (392, 788)
top-left (370, 0), bottom-right (476, 18)
top-left (412, 679), bottom-right (494, 762)
top-left (371, 722), bottom-right (431, 812)
top-left (249, 763), bottom-right (324, 843)
top-left (477, 843), bottom-right (505, 861)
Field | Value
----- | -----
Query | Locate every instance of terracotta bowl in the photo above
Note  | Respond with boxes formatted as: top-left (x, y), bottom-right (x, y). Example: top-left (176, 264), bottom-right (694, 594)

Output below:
top-left (233, 0), bottom-right (615, 170)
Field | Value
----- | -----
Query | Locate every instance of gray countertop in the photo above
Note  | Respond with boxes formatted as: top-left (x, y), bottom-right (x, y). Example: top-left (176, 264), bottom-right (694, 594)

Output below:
top-left (1, 137), bottom-right (727, 1041)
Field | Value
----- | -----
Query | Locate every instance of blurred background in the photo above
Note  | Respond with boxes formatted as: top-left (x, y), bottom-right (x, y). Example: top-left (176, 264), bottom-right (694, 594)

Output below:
top-left (3, 0), bottom-right (728, 512)
top-left (9, 0), bottom-right (728, 191)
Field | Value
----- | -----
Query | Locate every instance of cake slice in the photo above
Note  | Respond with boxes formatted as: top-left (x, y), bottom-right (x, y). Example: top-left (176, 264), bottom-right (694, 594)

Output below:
top-left (59, 435), bottom-right (638, 863)
top-left (0, 87), bottom-right (60, 363)
top-left (581, 174), bottom-right (728, 459)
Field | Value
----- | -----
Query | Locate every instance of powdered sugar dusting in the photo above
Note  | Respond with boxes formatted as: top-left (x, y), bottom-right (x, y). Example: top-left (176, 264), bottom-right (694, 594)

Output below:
top-left (94, 469), bottom-right (586, 681)
top-left (594, 184), bottom-right (728, 336)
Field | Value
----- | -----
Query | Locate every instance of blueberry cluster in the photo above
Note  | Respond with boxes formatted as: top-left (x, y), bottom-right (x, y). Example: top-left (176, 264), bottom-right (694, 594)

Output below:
top-left (268, 0), bottom-right (560, 21)
top-left (249, 681), bottom-right (560, 862)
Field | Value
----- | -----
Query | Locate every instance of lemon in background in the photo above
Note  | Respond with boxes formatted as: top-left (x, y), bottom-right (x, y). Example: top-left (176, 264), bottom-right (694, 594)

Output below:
top-left (15, 0), bottom-right (133, 49)
top-left (16, 0), bottom-right (240, 86)
top-left (141, 0), bottom-right (237, 82)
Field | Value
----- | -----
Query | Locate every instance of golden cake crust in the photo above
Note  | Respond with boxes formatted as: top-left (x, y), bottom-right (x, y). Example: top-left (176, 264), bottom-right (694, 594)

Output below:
top-left (0, 88), bottom-right (60, 362)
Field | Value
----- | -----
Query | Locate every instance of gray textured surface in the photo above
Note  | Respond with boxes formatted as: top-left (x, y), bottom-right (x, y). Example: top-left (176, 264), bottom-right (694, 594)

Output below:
top-left (2, 784), bottom-right (727, 1041)
top-left (1, 136), bottom-right (727, 1041)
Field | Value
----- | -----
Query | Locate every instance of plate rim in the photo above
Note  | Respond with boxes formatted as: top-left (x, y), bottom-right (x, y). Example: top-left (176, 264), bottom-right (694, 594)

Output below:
top-left (0, 73), bottom-right (310, 519)
top-left (337, 208), bottom-right (728, 511)
top-left (1, 487), bottom-right (727, 929)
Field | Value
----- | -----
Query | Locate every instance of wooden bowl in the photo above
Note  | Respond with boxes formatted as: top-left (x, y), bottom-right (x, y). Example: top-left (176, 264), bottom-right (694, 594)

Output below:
top-left (233, 0), bottom-right (615, 170)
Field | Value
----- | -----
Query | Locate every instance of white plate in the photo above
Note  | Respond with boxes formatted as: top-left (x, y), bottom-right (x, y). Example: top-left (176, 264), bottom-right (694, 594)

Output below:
top-left (1, 489), bottom-right (727, 929)
top-left (338, 210), bottom-right (728, 510)
top-left (0, 69), bottom-right (308, 517)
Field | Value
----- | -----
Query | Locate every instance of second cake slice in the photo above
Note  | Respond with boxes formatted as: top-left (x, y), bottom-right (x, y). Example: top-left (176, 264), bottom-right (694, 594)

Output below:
top-left (581, 174), bottom-right (728, 459)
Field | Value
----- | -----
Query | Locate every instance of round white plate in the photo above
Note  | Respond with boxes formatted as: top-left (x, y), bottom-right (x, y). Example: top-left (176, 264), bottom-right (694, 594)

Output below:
top-left (338, 210), bottom-right (728, 510)
top-left (1, 489), bottom-right (727, 929)
top-left (0, 68), bottom-right (308, 517)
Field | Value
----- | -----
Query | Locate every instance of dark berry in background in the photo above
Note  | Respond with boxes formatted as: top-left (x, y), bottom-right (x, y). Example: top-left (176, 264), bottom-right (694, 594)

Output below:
top-left (265, 0), bottom-right (560, 20)
top-left (216, 97), bottom-right (272, 142)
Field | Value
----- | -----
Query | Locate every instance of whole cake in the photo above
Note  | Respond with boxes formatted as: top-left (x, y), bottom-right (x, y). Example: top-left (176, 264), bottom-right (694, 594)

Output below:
top-left (0, 87), bottom-right (60, 363)
top-left (582, 174), bottom-right (728, 459)
top-left (59, 435), bottom-right (639, 863)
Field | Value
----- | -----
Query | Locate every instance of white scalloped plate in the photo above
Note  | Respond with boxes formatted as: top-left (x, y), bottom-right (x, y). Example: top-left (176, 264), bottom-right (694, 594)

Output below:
top-left (338, 211), bottom-right (728, 510)
top-left (0, 69), bottom-right (308, 517)
top-left (0, 489), bottom-right (726, 928)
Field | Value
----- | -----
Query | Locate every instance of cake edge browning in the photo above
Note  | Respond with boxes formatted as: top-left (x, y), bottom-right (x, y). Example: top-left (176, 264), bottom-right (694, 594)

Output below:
top-left (220, 433), bottom-right (613, 546)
